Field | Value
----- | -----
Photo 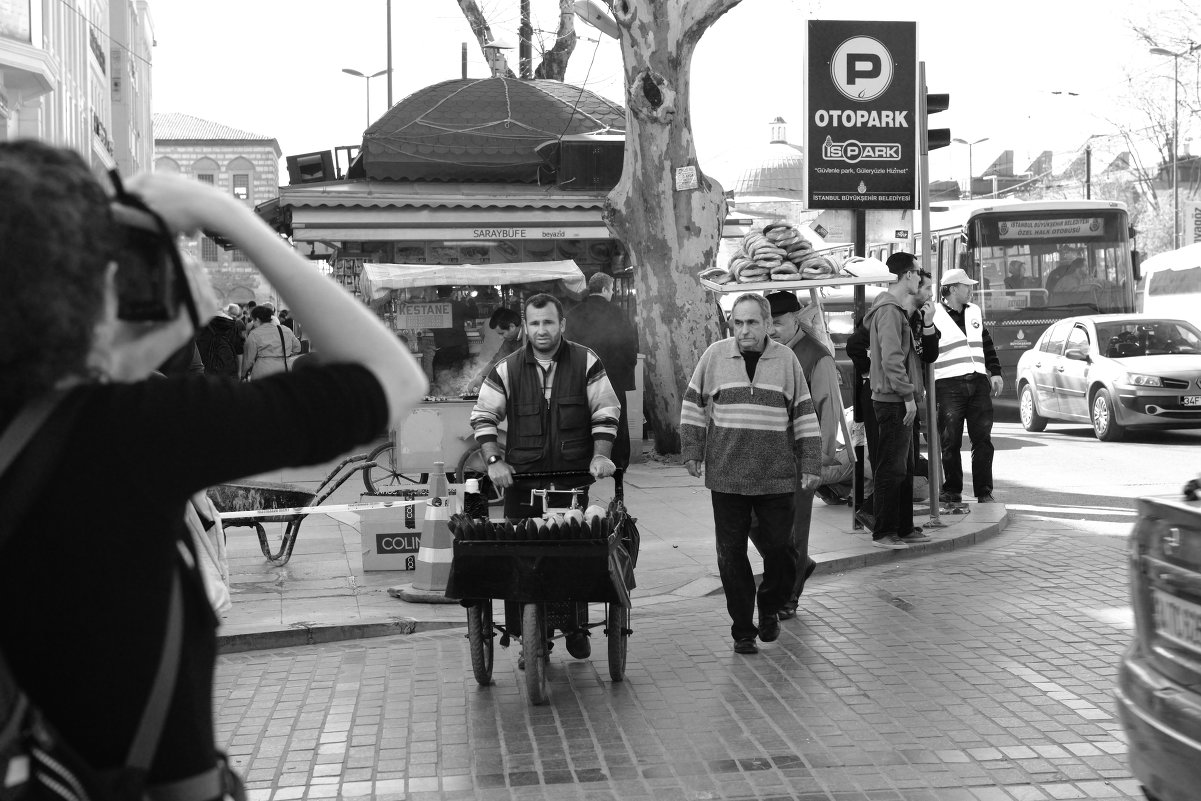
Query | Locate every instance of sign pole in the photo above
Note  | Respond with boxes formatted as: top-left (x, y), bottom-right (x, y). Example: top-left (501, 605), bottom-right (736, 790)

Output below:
top-left (918, 61), bottom-right (944, 528)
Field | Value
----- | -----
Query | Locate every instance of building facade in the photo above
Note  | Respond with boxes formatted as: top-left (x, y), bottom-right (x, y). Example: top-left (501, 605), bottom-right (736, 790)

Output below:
top-left (153, 112), bottom-right (282, 305)
top-left (0, 0), bottom-right (154, 176)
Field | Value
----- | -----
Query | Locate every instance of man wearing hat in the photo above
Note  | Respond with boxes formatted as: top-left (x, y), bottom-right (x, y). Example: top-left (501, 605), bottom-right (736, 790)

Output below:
top-left (932, 268), bottom-right (1004, 505)
top-left (766, 291), bottom-right (838, 617)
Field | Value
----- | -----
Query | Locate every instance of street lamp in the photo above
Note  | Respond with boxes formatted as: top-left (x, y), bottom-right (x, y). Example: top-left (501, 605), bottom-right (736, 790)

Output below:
top-left (953, 137), bottom-right (989, 199)
top-left (341, 67), bottom-right (389, 128)
top-left (1149, 43), bottom-right (1201, 249)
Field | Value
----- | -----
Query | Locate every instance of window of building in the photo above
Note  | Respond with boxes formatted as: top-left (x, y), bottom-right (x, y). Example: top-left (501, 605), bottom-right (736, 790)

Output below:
top-left (201, 236), bottom-right (219, 262)
top-left (197, 173), bottom-right (215, 185)
top-left (232, 174), bottom-right (250, 202)
top-left (231, 248), bottom-right (248, 263)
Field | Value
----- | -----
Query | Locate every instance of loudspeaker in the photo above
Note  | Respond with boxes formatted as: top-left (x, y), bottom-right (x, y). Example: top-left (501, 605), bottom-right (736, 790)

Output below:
top-left (286, 151), bottom-right (336, 185)
top-left (557, 135), bottom-right (623, 191)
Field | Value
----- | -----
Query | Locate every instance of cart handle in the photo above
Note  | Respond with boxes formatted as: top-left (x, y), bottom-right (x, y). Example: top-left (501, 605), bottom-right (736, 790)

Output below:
top-left (514, 469), bottom-right (624, 501)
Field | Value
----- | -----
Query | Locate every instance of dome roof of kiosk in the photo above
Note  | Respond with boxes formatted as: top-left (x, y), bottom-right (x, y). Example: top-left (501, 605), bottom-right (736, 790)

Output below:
top-left (356, 77), bottom-right (626, 183)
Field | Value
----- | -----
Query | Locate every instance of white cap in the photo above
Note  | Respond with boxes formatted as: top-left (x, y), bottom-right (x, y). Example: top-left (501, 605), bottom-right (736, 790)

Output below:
top-left (465, 478), bottom-right (480, 493)
top-left (940, 268), bottom-right (979, 287)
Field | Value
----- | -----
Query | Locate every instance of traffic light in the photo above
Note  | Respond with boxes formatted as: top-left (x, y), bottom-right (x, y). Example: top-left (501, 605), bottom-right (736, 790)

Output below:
top-left (923, 92), bottom-right (950, 152)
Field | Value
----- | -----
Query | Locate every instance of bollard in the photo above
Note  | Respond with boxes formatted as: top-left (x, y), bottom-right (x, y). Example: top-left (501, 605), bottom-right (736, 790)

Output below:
top-left (390, 461), bottom-right (459, 604)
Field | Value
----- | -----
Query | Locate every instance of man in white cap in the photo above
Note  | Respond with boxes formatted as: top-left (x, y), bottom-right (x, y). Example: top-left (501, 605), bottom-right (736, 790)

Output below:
top-left (931, 268), bottom-right (1003, 505)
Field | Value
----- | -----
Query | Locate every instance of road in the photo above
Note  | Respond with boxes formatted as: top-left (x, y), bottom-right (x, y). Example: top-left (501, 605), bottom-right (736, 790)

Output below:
top-left (212, 422), bottom-right (1200, 800)
top-left (987, 419), bottom-right (1201, 537)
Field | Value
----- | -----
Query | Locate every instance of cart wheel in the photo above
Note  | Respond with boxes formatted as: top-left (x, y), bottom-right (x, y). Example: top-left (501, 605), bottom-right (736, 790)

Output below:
top-left (466, 601), bottom-right (494, 686)
top-left (362, 443), bottom-right (424, 493)
top-left (522, 603), bottom-right (549, 705)
top-left (457, 446), bottom-right (505, 507)
top-left (607, 604), bottom-right (629, 682)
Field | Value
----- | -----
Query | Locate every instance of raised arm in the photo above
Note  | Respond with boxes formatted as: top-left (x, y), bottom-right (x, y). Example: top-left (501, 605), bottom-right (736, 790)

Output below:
top-left (129, 174), bottom-right (426, 426)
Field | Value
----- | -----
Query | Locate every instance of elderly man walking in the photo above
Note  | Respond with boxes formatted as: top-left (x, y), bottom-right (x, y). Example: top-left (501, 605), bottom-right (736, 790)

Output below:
top-left (681, 293), bottom-right (822, 655)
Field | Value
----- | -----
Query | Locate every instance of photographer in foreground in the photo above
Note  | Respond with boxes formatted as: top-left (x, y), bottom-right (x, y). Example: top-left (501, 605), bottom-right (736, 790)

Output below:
top-left (0, 141), bottom-right (427, 799)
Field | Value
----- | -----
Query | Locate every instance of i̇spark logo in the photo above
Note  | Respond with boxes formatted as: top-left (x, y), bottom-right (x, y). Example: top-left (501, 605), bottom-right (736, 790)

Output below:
top-left (821, 136), bottom-right (902, 163)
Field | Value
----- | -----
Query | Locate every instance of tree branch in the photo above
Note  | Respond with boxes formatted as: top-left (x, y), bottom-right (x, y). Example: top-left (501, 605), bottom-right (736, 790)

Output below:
top-left (456, 0), bottom-right (516, 79)
top-left (534, 0), bottom-right (578, 80)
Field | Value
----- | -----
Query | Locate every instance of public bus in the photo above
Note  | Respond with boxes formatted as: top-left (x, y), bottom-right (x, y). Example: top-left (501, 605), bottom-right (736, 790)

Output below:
top-left (820, 199), bottom-right (1139, 405)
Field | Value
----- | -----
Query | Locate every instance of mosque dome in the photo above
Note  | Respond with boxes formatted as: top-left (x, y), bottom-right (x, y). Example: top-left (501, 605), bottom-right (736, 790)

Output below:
top-left (726, 117), bottom-right (804, 200)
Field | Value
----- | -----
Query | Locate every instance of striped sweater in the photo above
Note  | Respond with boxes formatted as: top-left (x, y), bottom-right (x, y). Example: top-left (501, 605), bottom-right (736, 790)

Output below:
top-left (680, 337), bottom-right (822, 495)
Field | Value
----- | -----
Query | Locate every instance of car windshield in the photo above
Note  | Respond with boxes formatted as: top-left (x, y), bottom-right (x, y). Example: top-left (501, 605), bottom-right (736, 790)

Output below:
top-left (1095, 320), bottom-right (1201, 358)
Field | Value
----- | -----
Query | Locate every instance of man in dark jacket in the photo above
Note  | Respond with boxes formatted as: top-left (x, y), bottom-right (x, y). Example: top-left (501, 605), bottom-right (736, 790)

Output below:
top-left (195, 305), bottom-right (244, 378)
top-left (864, 253), bottom-right (928, 549)
top-left (566, 273), bottom-right (639, 469)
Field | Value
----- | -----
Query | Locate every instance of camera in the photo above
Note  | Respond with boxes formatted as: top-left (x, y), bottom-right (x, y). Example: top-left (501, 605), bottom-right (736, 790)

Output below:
top-left (108, 170), bottom-right (199, 329)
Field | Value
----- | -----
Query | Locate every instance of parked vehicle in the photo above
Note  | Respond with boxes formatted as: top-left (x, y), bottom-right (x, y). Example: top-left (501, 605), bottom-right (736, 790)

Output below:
top-left (1138, 243), bottom-right (1201, 328)
top-left (1116, 492), bottom-right (1201, 801)
top-left (1015, 314), bottom-right (1201, 441)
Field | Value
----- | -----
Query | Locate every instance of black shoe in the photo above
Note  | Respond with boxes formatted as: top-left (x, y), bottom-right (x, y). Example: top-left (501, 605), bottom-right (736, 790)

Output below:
top-left (734, 638), bottom-right (758, 654)
top-left (565, 630), bottom-right (591, 659)
top-left (977, 494), bottom-right (996, 504)
top-left (855, 509), bottom-right (875, 532)
top-left (777, 605), bottom-right (797, 621)
top-left (815, 485), bottom-right (849, 506)
top-left (758, 614), bottom-right (780, 643)
top-left (798, 558), bottom-right (817, 595)
top-left (939, 491), bottom-right (962, 504)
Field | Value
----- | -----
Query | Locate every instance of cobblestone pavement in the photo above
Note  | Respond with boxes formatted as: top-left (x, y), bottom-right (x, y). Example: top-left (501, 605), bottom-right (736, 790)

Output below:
top-left (214, 515), bottom-right (1141, 801)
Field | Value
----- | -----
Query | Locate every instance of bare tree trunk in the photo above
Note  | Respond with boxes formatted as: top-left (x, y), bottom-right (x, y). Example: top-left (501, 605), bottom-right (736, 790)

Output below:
top-left (533, 0), bottom-right (578, 80)
top-left (456, 0), bottom-right (516, 78)
top-left (603, 0), bottom-right (741, 454)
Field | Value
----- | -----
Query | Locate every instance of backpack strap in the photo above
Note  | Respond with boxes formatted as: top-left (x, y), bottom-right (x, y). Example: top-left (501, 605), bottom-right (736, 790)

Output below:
top-left (124, 563), bottom-right (184, 772)
top-left (0, 390), bottom-right (68, 549)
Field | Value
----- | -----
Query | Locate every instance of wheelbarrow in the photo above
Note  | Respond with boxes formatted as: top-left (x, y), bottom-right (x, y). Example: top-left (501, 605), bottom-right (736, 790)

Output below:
top-left (207, 452), bottom-right (374, 565)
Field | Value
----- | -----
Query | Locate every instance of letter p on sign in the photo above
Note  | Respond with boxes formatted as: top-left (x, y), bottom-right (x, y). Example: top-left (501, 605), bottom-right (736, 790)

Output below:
top-left (831, 36), bottom-right (894, 101)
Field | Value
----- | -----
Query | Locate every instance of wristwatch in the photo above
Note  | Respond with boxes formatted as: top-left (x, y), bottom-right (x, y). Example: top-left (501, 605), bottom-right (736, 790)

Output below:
top-left (486, 454), bottom-right (502, 466)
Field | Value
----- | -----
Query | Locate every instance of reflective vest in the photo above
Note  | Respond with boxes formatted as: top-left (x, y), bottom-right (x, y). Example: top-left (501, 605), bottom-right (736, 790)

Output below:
top-left (932, 302), bottom-right (987, 380)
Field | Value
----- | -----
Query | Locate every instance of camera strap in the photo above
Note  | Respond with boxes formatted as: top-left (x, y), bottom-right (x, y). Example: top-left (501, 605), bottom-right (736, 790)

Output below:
top-left (276, 325), bottom-right (290, 372)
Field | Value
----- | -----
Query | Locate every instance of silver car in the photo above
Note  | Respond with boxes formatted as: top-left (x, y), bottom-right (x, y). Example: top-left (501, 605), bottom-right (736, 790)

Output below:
top-left (1016, 314), bottom-right (1201, 441)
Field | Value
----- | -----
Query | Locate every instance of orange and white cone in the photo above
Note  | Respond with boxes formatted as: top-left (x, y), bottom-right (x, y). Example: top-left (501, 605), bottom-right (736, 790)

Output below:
top-left (392, 461), bottom-right (459, 604)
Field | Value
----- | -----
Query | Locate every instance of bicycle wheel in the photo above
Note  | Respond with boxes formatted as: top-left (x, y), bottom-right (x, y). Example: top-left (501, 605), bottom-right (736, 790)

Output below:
top-left (607, 604), bottom-right (629, 682)
top-left (466, 601), bottom-right (494, 686)
top-left (522, 603), bottom-right (549, 705)
top-left (362, 442), bottom-right (424, 493)
top-left (457, 446), bottom-right (505, 507)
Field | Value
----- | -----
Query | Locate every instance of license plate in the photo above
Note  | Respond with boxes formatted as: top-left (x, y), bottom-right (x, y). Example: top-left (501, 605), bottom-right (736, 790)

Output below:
top-left (1152, 588), bottom-right (1201, 653)
top-left (1182, 396), bottom-right (1201, 407)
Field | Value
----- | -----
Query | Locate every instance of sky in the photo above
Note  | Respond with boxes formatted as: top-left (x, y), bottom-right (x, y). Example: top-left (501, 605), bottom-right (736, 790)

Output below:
top-left (146, 0), bottom-right (1193, 189)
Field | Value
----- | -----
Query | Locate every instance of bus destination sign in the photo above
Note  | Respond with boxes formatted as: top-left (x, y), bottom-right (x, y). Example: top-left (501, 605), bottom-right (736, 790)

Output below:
top-left (805, 20), bottom-right (917, 210)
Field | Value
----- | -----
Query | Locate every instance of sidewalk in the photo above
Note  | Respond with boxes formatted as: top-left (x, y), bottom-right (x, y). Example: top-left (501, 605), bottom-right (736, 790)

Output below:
top-left (216, 444), bottom-right (1008, 653)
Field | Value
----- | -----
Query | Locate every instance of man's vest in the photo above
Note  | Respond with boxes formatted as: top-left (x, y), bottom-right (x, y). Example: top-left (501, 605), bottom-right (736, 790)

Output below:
top-left (932, 302), bottom-right (987, 380)
top-left (502, 340), bottom-right (594, 477)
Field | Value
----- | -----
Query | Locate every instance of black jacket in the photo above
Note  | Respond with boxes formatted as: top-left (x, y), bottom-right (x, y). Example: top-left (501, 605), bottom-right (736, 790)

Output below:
top-left (567, 294), bottom-right (638, 392)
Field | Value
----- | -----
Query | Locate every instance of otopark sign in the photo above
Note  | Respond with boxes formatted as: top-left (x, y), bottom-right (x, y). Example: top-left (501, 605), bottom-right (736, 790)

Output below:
top-left (805, 20), bottom-right (918, 210)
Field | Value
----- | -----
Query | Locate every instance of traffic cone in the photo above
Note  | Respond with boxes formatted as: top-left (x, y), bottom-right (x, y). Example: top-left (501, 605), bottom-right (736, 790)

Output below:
top-left (391, 461), bottom-right (459, 604)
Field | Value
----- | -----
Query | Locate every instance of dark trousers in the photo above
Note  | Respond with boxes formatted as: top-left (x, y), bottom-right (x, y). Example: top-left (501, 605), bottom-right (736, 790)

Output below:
top-left (872, 401), bottom-right (914, 539)
top-left (711, 491), bottom-right (797, 642)
top-left (788, 484), bottom-right (818, 605)
top-left (936, 374), bottom-right (994, 498)
top-left (612, 391), bottom-right (631, 470)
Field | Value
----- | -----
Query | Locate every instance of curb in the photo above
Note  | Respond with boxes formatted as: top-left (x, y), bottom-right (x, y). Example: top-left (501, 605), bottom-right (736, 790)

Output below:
top-left (217, 508), bottom-right (1010, 654)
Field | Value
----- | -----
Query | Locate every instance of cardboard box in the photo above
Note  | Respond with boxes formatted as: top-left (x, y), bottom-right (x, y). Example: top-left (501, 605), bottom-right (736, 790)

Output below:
top-left (360, 485), bottom-right (462, 571)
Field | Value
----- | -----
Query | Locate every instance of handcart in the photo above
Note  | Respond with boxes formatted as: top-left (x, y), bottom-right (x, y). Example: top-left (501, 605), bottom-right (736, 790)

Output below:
top-left (208, 451), bottom-right (383, 565)
top-left (446, 471), bottom-right (639, 706)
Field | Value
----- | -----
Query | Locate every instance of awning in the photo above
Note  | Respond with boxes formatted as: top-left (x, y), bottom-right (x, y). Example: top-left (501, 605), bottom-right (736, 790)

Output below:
top-left (359, 260), bottom-right (587, 302)
top-left (290, 206), bottom-right (610, 241)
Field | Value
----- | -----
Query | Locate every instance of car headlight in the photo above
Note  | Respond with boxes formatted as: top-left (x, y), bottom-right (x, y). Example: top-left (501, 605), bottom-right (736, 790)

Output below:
top-left (1120, 372), bottom-right (1163, 387)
